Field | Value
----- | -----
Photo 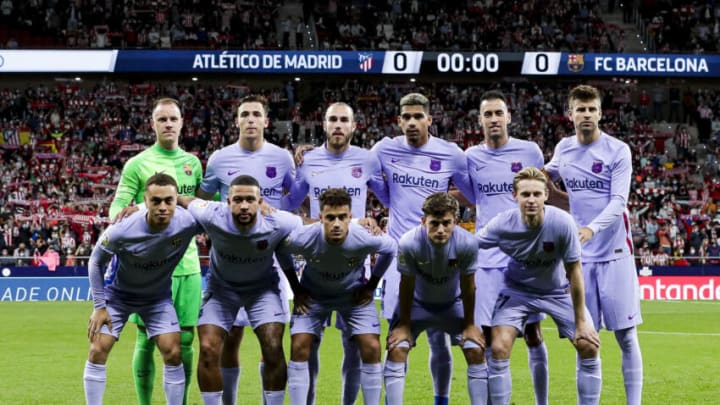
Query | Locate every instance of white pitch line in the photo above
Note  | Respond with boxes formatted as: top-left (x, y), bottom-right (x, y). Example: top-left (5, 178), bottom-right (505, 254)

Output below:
top-left (540, 327), bottom-right (720, 336)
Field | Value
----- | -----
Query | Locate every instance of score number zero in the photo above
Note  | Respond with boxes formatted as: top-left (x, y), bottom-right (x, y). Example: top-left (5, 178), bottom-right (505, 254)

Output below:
top-left (436, 53), bottom-right (499, 73)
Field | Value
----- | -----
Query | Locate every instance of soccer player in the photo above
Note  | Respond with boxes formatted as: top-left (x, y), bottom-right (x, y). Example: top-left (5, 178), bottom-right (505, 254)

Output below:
top-left (384, 192), bottom-right (487, 405)
top-left (372, 92), bottom-right (474, 405)
top-left (109, 97), bottom-right (203, 405)
top-left (464, 90), bottom-right (549, 404)
top-left (545, 84), bottom-right (643, 405)
top-left (178, 175), bottom-right (302, 405)
top-left (278, 188), bottom-right (397, 405)
top-left (285, 101), bottom-right (388, 405)
top-left (475, 167), bottom-right (602, 405)
top-left (196, 94), bottom-right (296, 405)
top-left (84, 173), bottom-right (202, 405)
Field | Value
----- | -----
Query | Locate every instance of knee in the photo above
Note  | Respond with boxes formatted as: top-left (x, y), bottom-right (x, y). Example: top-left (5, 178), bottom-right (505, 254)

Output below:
top-left (427, 331), bottom-right (450, 351)
top-left (87, 345), bottom-right (110, 364)
top-left (358, 337), bottom-right (381, 363)
top-left (386, 346), bottom-right (409, 363)
top-left (463, 348), bottom-right (485, 365)
top-left (490, 340), bottom-right (511, 360)
top-left (575, 339), bottom-right (599, 359)
top-left (614, 327), bottom-right (638, 351)
top-left (199, 337), bottom-right (222, 363)
top-left (162, 345), bottom-right (182, 365)
top-left (291, 337), bottom-right (312, 362)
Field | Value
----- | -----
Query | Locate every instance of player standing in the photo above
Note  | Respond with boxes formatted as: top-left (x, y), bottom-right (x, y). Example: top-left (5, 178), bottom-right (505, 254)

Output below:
top-left (384, 192), bottom-right (487, 405)
top-left (545, 85), bottom-right (643, 405)
top-left (109, 98), bottom-right (203, 405)
top-left (196, 95), bottom-right (296, 405)
top-left (476, 167), bottom-right (602, 405)
top-left (372, 92), bottom-right (474, 405)
top-left (464, 90), bottom-right (550, 404)
top-left (84, 174), bottom-right (202, 405)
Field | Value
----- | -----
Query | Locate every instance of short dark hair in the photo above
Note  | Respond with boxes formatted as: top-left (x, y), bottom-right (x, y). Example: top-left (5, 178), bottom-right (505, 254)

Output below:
top-left (319, 188), bottom-right (352, 211)
top-left (152, 97), bottom-right (182, 115)
top-left (230, 175), bottom-right (261, 189)
top-left (399, 92), bottom-right (430, 113)
top-left (568, 85), bottom-right (602, 109)
top-left (479, 90), bottom-right (507, 105)
top-left (239, 94), bottom-right (269, 114)
top-left (146, 172), bottom-right (178, 190)
top-left (422, 192), bottom-right (459, 218)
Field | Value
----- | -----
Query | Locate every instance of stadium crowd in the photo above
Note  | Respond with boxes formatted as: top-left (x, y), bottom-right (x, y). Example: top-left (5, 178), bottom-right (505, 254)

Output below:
top-left (0, 0), bottom-right (627, 52)
top-left (0, 78), bottom-right (719, 268)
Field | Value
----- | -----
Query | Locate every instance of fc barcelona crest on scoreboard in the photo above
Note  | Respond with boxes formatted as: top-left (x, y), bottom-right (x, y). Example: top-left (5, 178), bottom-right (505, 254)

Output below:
top-left (567, 54), bottom-right (584, 72)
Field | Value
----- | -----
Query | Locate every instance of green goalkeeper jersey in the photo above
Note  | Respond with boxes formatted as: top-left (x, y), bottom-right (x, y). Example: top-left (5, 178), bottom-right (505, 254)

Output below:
top-left (109, 143), bottom-right (203, 276)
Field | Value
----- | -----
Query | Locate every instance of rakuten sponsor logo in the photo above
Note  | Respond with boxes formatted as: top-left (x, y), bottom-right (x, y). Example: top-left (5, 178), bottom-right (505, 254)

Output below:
top-left (639, 276), bottom-right (720, 300)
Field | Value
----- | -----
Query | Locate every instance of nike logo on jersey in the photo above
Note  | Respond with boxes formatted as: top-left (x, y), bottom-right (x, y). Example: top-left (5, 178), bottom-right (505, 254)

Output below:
top-left (227, 169), bottom-right (243, 176)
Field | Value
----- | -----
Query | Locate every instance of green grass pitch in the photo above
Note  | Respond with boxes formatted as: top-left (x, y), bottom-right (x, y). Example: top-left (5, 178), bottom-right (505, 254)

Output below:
top-left (1, 300), bottom-right (718, 404)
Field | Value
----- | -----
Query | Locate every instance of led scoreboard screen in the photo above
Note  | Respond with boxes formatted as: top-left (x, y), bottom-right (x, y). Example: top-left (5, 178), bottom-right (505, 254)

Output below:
top-left (0, 50), bottom-right (717, 77)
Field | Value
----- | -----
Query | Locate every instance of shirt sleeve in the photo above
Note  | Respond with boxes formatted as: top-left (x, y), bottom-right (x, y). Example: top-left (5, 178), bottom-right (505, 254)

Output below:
top-left (367, 150), bottom-right (390, 207)
top-left (109, 158), bottom-right (141, 218)
top-left (369, 233), bottom-right (397, 278)
top-left (587, 144), bottom-right (632, 234)
top-left (87, 230), bottom-right (116, 309)
top-left (199, 153), bottom-right (220, 195)
top-left (475, 217), bottom-right (502, 250)
top-left (450, 146), bottom-right (475, 203)
top-left (544, 142), bottom-right (561, 181)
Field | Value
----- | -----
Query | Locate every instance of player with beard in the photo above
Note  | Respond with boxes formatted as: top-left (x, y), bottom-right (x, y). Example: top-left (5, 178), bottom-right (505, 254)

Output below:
top-left (463, 90), bottom-right (550, 404)
top-left (197, 95), bottom-right (296, 405)
top-left (285, 102), bottom-right (388, 405)
top-left (546, 85), bottom-right (643, 405)
top-left (179, 175), bottom-right (303, 405)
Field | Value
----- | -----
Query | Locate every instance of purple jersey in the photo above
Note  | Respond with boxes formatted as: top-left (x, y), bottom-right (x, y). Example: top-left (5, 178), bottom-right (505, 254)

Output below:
top-left (286, 145), bottom-right (389, 218)
top-left (397, 225), bottom-right (478, 306)
top-left (466, 137), bottom-right (544, 267)
top-left (278, 223), bottom-right (396, 303)
top-left (186, 200), bottom-right (301, 294)
top-left (545, 132), bottom-right (633, 262)
top-left (200, 142), bottom-right (295, 209)
top-left (372, 136), bottom-right (473, 240)
top-left (476, 206), bottom-right (581, 295)
top-left (88, 207), bottom-right (201, 309)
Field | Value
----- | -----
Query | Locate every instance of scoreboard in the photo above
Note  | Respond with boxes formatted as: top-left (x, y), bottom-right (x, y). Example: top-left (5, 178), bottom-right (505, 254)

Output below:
top-left (0, 49), bottom-right (716, 77)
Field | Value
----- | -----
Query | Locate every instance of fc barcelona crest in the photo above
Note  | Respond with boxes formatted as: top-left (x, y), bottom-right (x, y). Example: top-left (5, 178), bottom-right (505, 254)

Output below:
top-left (591, 160), bottom-right (603, 174)
top-left (183, 163), bottom-right (192, 176)
top-left (543, 241), bottom-right (555, 252)
top-left (266, 166), bottom-right (277, 178)
top-left (256, 240), bottom-right (269, 250)
top-left (351, 166), bottom-right (363, 178)
top-left (430, 159), bottom-right (441, 171)
top-left (511, 161), bottom-right (522, 173)
top-left (567, 54), bottom-right (584, 72)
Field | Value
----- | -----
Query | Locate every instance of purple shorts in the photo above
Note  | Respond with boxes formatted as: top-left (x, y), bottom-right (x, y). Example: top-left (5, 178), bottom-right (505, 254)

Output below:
top-left (475, 267), bottom-right (545, 328)
top-left (199, 283), bottom-right (287, 331)
top-left (491, 288), bottom-right (592, 339)
top-left (290, 300), bottom-right (380, 337)
top-left (583, 256), bottom-right (642, 330)
top-left (389, 298), bottom-right (466, 345)
top-left (102, 294), bottom-right (180, 340)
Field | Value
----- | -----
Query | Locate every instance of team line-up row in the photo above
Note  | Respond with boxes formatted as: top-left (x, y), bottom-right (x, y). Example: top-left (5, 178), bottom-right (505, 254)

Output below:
top-left (83, 86), bottom-right (643, 405)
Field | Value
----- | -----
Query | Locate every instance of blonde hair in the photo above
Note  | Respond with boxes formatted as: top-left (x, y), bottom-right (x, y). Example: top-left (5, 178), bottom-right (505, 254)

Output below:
top-left (512, 167), bottom-right (547, 191)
